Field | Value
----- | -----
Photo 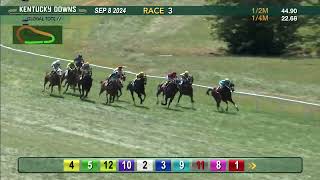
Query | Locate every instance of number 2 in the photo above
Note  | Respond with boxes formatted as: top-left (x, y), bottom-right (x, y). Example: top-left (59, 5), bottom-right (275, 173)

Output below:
top-left (143, 161), bottom-right (148, 169)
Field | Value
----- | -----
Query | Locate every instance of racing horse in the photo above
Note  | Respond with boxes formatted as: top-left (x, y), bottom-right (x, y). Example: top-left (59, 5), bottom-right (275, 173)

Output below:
top-left (99, 80), bottom-right (119, 104)
top-left (43, 70), bottom-right (63, 94)
top-left (206, 82), bottom-right (239, 112)
top-left (116, 74), bottom-right (126, 100)
top-left (176, 76), bottom-right (194, 106)
top-left (63, 68), bottom-right (80, 93)
top-left (156, 80), bottom-right (179, 108)
top-left (79, 73), bottom-right (92, 99)
top-left (127, 75), bottom-right (147, 105)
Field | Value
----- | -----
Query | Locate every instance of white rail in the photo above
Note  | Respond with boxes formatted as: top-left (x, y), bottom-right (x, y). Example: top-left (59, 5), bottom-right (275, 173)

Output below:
top-left (1, 44), bottom-right (319, 107)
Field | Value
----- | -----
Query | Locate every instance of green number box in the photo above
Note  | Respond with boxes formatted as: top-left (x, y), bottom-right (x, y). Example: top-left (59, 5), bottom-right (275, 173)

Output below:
top-left (81, 160), bottom-right (99, 172)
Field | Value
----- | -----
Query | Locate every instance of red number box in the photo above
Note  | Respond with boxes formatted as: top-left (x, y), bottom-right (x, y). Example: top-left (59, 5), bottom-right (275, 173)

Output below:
top-left (228, 160), bottom-right (244, 172)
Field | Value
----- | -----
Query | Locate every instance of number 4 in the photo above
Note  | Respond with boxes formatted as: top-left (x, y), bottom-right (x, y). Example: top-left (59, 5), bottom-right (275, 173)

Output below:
top-left (69, 161), bottom-right (74, 169)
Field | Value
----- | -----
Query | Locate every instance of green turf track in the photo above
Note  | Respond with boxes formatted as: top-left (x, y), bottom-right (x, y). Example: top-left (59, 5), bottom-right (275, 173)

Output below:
top-left (1, 0), bottom-right (320, 179)
top-left (1, 47), bottom-right (320, 180)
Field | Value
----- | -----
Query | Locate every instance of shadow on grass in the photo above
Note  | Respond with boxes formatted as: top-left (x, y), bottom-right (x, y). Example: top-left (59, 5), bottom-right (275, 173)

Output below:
top-left (116, 99), bottom-right (131, 104)
top-left (176, 104), bottom-right (196, 111)
top-left (49, 94), bottom-right (64, 98)
top-left (162, 107), bottom-right (183, 112)
top-left (102, 103), bottom-right (127, 109)
top-left (134, 104), bottom-right (150, 109)
top-left (216, 110), bottom-right (238, 115)
top-left (81, 98), bottom-right (96, 104)
top-left (64, 92), bottom-right (81, 97)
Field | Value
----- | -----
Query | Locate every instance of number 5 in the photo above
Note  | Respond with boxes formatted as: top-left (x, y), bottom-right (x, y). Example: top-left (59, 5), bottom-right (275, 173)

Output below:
top-left (88, 161), bottom-right (93, 170)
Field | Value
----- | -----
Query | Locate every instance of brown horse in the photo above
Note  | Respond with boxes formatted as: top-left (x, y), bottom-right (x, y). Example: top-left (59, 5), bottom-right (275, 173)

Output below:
top-left (177, 77), bottom-right (194, 106)
top-left (99, 80), bottom-right (120, 104)
top-left (43, 70), bottom-right (63, 94)
top-left (63, 68), bottom-right (80, 93)
top-left (127, 76), bottom-right (147, 105)
top-left (206, 83), bottom-right (239, 112)
top-left (156, 80), bottom-right (179, 108)
top-left (79, 73), bottom-right (92, 99)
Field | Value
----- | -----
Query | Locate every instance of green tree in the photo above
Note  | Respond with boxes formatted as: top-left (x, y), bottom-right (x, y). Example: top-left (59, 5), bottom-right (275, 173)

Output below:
top-left (207, 0), bottom-right (305, 55)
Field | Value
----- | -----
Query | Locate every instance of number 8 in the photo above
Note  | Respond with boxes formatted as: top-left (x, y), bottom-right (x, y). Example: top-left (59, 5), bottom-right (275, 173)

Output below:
top-left (216, 161), bottom-right (221, 169)
top-left (179, 161), bottom-right (185, 169)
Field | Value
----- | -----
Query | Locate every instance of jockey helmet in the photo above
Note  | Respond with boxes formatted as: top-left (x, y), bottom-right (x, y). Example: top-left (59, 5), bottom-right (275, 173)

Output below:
top-left (55, 60), bottom-right (61, 65)
top-left (184, 71), bottom-right (189, 75)
top-left (172, 72), bottom-right (177, 75)
top-left (225, 78), bottom-right (229, 81)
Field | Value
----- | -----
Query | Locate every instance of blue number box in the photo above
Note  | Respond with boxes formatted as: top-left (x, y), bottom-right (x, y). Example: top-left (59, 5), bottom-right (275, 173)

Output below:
top-left (173, 160), bottom-right (190, 172)
top-left (155, 160), bottom-right (171, 172)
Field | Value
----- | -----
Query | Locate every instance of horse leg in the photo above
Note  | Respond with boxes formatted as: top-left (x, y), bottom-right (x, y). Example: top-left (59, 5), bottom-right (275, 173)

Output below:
top-left (106, 94), bottom-right (109, 104)
top-left (50, 84), bottom-right (53, 94)
top-left (130, 90), bottom-right (135, 105)
top-left (142, 92), bottom-right (146, 103)
top-left (229, 99), bottom-right (239, 111)
top-left (43, 78), bottom-right (49, 92)
top-left (225, 101), bottom-right (229, 112)
top-left (161, 96), bottom-right (168, 106)
top-left (58, 84), bottom-right (61, 95)
top-left (176, 93), bottom-right (182, 106)
top-left (156, 89), bottom-right (161, 104)
top-left (117, 89), bottom-right (122, 100)
top-left (65, 84), bottom-right (69, 93)
top-left (168, 97), bottom-right (174, 109)
top-left (138, 93), bottom-right (143, 105)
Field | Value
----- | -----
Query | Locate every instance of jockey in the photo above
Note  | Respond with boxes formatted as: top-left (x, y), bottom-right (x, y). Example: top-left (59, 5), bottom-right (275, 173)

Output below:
top-left (74, 54), bottom-right (84, 68)
top-left (167, 72), bottom-right (177, 82)
top-left (163, 72), bottom-right (177, 87)
top-left (179, 71), bottom-right (192, 85)
top-left (219, 78), bottom-right (231, 90)
top-left (108, 66), bottom-right (125, 82)
top-left (80, 62), bottom-right (92, 78)
top-left (65, 62), bottom-right (76, 76)
top-left (51, 60), bottom-right (62, 75)
top-left (136, 72), bottom-right (145, 80)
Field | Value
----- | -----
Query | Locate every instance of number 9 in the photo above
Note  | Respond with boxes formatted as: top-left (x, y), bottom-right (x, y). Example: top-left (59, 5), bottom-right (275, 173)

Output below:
top-left (179, 161), bottom-right (185, 169)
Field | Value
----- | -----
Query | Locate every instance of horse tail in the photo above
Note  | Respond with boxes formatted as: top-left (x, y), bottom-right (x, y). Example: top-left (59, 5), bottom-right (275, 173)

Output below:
top-left (127, 81), bottom-right (132, 91)
top-left (99, 81), bottom-right (106, 96)
top-left (206, 88), bottom-right (213, 95)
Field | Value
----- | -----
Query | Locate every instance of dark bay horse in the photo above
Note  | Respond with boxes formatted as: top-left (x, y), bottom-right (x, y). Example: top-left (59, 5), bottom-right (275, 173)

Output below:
top-left (43, 70), bottom-right (63, 94)
top-left (127, 76), bottom-right (147, 105)
top-left (156, 80), bottom-right (179, 108)
top-left (79, 74), bottom-right (92, 99)
top-left (206, 83), bottom-right (239, 112)
top-left (117, 74), bottom-right (126, 100)
top-left (177, 76), bottom-right (194, 106)
top-left (99, 80), bottom-right (119, 104)
top-left (63, 68), bottom-right (80, 93)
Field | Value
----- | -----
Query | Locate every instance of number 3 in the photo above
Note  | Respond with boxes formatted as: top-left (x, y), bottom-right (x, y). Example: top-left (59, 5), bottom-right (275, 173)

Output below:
top-left (161, 161), bottom-right (166, 169)
top-left (168, 7), bottom-right (173, 14)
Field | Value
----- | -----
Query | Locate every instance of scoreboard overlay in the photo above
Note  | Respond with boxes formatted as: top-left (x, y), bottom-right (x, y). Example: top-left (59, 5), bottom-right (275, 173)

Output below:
top-left (18, 157), bottom-right (303, 173)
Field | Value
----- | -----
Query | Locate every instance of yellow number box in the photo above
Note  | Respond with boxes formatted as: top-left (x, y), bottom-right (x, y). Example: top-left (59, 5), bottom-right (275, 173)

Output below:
top-left (100, 160), bottom-right (117, 172)
top-left (63, 160), bottom-right (80, 172)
